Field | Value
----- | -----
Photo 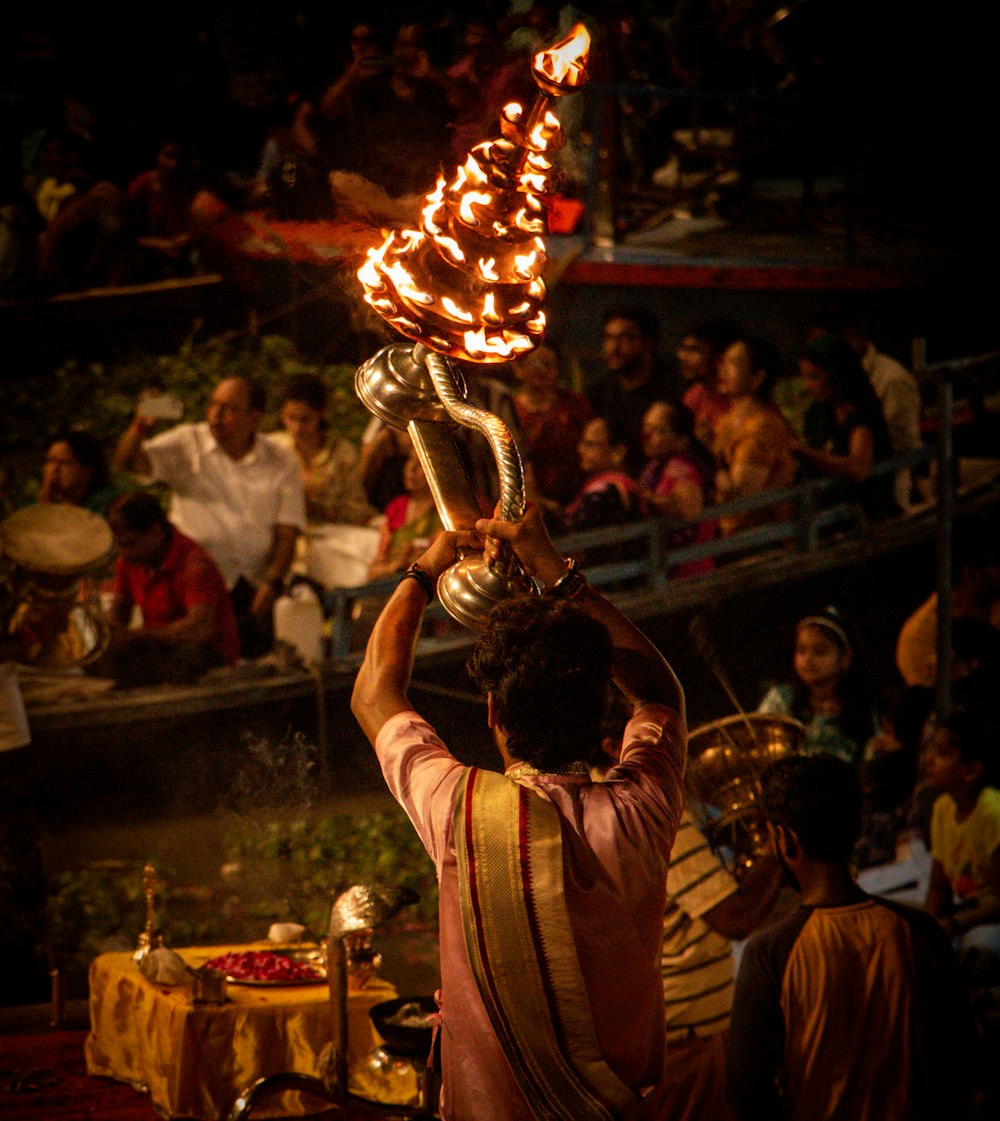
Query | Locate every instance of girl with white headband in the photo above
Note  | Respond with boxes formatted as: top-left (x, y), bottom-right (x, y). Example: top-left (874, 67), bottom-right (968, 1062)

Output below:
top-left (758, 605), bottom-right (879, 766)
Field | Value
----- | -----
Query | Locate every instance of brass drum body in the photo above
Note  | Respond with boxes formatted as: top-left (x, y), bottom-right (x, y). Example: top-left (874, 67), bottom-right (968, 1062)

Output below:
top-left (0, 504), bottom-right (114, 668)
top-left (685, 713), bottom-right (806, 880)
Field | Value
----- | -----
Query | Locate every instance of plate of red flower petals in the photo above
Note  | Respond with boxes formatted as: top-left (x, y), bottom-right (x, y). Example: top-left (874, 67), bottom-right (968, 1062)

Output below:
top-left (204, 949), bottom-right (327, 986)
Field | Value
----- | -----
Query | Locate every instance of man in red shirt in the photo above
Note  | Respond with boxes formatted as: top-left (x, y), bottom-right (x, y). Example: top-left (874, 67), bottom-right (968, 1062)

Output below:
top-left (96, 490), bottom-right (239, 686)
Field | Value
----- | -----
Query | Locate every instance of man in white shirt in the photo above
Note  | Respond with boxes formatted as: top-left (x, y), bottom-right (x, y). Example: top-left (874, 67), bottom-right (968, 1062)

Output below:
top-left (114, 376), bottom-right (306, 657)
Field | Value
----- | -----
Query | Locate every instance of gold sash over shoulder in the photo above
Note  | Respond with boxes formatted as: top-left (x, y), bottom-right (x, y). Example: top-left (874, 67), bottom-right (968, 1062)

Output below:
top-left (454, 767), bottom-right (638, 1121)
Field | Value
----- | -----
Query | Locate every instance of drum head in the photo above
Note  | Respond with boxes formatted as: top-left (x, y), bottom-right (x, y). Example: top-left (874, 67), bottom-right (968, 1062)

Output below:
top-left (1, 504), bottom-right (114, 576)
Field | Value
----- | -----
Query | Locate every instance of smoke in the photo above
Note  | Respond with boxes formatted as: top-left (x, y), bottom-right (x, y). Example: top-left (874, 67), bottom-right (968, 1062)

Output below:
top-left (222, 727), bottom-right (323, 815)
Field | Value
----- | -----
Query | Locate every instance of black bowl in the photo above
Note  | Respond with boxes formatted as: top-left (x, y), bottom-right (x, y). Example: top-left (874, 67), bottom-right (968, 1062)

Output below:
top-left (369, 995), bottom-right (437, 1058)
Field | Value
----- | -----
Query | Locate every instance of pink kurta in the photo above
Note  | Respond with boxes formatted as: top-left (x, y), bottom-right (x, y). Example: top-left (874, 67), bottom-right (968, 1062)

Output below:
top-left (375, 704), bottom-right (686, 1121)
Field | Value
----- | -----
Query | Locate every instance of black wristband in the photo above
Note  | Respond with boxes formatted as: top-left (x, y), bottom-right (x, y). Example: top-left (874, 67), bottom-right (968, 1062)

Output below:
top-left (401, 562), bottom-right (435, 602)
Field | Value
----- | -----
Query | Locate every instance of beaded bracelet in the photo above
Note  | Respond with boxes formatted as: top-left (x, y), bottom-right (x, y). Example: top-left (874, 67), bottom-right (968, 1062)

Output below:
top-left (542, 557), bottom-right (588, 600)
top-left (400, 562), bottom-right (436, 602)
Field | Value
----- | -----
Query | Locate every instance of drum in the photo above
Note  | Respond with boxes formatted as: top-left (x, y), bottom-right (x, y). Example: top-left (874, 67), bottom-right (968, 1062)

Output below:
top-left (1, 504), bottom-right (114, 668)
top-left (685, 713), bottom-right (806, 880)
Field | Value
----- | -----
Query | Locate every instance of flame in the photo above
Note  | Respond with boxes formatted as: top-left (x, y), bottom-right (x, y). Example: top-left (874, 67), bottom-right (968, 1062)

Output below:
top-left (355, 23), bottom-right (590, 363)
top-left (458, 190), bottom-right (493, 226)
top-left (532, 23), bottom-right (590, 88)
top-left (442, 297), bottom-right (474, 323)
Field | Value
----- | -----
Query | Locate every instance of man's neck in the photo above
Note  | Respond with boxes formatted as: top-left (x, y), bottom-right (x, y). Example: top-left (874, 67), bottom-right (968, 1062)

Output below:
top-left (218, 434), bottom-right (256, 461)
top-left (797, 860), bottom-right (867, 908)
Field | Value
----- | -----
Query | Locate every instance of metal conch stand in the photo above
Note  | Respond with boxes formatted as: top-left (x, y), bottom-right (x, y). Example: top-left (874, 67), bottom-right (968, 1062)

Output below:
top-left (355, 341), bottom-right (533, 629)
top-left (224, 884), bottom-right (437, 1121)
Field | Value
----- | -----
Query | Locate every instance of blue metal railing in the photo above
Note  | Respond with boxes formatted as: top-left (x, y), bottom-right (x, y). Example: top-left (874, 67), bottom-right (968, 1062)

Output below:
top-left (322, 446), bottom-right (937, 666)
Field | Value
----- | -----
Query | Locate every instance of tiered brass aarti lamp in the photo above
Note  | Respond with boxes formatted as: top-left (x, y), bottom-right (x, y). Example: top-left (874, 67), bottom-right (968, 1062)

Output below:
top-left (355, 25), bottom-right (591, 629)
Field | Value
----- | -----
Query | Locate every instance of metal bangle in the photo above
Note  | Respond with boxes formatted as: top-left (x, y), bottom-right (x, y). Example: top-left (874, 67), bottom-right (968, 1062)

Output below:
top-left (542, 558), bottom-right (587, 599)
top-left (401, 562), bottom-right (435, 602)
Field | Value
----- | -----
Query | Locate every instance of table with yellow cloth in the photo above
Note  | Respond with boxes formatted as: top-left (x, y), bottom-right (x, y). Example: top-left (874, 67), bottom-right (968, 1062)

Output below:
top-left (84, 943), bottom-right (419, 1120)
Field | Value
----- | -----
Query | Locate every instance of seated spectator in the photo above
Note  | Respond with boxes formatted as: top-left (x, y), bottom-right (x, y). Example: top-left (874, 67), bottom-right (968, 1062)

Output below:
top-left (38, 429), bottom-right (124, 516)
top-left (512, 343), bottom-right (594, 512)
top-left (30, 128), bottom-right (77, 226)
top-left (113, 374), bottom-right (306, 659)
top-left (712, 334), bottom-right (797, 537)
top-left (124, 136), bottom-right (204, 282)
top-left (758, 605), bottom-right (879, 766)
top-left (727, 754), bottom-right (981, 1121)
top-left (269, 373), bottom-right (374, 526)
top-left (676, 317), bottom-right (740, 448)
top-left (246, 91), bottom-right (332, 221)
top-left (37, 133), bottom-right (129, 292)
top-left (563, 416), bottom-right (645, 534)
top-left (923, 705), bottom-right (1000, 990)
top-left (89, 490), bottom-right (239, 686)
top-left (638, 400), bottom-right (716, 578)
top-left (793, 331), bottom-right (898, 520)
top-left (562, 415), bottom-right (646, 576)
top-left (366, 448), bottom-right (442, 582)
top-left (814, 311), bottom-right (925, 509)
top-left (587, 305), bottom-right (676, 477)
top-left (357, 420), bottom-right (411, 514)
top-left (320, 19), bottom-right (454, 199)
top-left (317, 20), bottom-right (392, 127)
top-left (443, 15), bottom-right (536, 164)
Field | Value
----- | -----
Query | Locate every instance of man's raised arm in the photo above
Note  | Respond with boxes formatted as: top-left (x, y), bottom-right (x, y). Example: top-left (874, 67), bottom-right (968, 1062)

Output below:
top-left (351, 529), bottom-right (481, 745)
top-left (113, 412), bottom-right (156, 476)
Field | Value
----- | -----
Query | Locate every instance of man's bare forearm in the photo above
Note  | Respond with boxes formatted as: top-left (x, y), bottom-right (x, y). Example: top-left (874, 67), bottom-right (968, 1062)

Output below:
top-left (351, 579), bottom-right (426, 744)
top-left (114, 420), bottom-right (153, 475)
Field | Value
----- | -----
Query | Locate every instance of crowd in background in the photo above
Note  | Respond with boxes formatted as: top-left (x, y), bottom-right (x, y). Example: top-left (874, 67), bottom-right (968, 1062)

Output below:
top-left (2, 0), bottom-right (988, 301)
top-left (2, 5), bottom-right (998, 1110)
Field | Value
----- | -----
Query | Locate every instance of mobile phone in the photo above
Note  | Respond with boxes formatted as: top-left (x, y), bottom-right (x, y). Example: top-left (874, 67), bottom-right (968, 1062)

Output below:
top-left (138, 393), bottom-right (184, 421)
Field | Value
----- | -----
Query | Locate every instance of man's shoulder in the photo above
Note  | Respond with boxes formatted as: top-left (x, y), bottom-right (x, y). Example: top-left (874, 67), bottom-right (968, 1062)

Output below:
top-left (251, 433), bottom-right (299, 470)
top-left (146, 421), bottom-right (204, 453)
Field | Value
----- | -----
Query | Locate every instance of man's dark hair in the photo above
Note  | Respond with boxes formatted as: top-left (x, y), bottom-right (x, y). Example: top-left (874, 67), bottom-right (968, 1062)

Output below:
top-left (760, 755), bottom-right (862, 862)
top-left (106, 489), bottom-right (169, 533)
top-left (603, 305), bottom-right (661, 345)
top-left (466, 595), bottom-right (613, 771)
top-left (49, 429), bottom-right (111, 492)
top-left (226, 375), bottom-right (267, 413)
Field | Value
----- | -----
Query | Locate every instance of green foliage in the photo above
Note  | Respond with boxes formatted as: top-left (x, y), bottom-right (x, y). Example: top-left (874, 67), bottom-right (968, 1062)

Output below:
top-left (225, 808), bottom-right (439, 935)
top-left (42, 808), bottom-right (437, 998)
top-left (46, 860), bottom-right (225, 965)
top-left (0, 330), bottom-right (366, 510)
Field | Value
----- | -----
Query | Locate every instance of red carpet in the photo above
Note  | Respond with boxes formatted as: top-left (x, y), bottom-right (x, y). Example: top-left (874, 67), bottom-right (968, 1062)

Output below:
top-left (0, 1028), bottom-right (399, 1120)
top-left (0, 1029), bottom-right (161, 1120)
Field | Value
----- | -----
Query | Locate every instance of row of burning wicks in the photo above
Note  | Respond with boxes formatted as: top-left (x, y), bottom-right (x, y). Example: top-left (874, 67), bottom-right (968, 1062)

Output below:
top-left (357, 24), bottom-right (591, 364)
